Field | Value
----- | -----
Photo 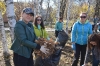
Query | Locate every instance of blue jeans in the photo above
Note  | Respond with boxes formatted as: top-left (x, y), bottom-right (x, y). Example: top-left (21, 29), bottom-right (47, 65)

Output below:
top-left (93, 54), bottom-right (99, 66)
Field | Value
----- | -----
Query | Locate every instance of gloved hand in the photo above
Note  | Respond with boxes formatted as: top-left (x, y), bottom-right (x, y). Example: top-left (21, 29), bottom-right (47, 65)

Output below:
top-left (82, 64), bottom-right (88, 66)
top-left (71, 43), bottom-right (76, 50)
top-left (40, 45), bottom-right (49, 54)
top-left (47, 37), bottom-right (50, 40)
top-left (55, 45), bottom-right (62, 49)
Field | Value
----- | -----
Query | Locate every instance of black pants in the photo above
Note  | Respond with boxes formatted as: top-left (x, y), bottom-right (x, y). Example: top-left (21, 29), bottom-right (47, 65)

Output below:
top-left (13, 52), bottom-right (34, 66)
top-left (55, 30), bottom-right (59, 37)
top-left (72, 43), bottom-right (87, 66)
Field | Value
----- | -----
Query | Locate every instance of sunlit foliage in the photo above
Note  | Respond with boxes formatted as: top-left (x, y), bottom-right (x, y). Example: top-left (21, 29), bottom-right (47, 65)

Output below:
top-left (0, 1), bottom-right (6, 15)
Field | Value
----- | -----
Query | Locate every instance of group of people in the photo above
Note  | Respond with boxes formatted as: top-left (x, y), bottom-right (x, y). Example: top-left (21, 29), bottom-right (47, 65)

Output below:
top-left (11, 7), bottom-right (50, 66)
top-left (11, 7), bottom-right (64, 66)
top-left (10, 7), bottom-right (100, 66)
top-left (92, 15), bottom-right (100, 33)
top-left (71, 12), bottom-right (100, 66)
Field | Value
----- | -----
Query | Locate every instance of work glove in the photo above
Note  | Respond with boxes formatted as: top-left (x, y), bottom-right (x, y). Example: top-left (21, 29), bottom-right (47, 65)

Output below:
top-left (47, 37), bottom-right (50, 40)
top-left (40, 45), bottom-right (49, 54)
top-left (55, 45), bottom-right (62, 49)
top-left (82, 64), bottom-right (88, 66)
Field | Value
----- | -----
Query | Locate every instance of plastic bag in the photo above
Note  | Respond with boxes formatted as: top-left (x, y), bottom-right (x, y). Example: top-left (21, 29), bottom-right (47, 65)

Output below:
top-left (34, 49), bottom-right (62, 66)
top-left (56, 30), bottom-right (69, 47)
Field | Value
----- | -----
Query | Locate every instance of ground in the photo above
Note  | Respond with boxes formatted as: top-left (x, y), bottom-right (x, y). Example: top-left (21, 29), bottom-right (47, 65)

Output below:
top-left (0, 41), bottom-right (74, 66)
top-left (0, 30), bottom-right (94, 66)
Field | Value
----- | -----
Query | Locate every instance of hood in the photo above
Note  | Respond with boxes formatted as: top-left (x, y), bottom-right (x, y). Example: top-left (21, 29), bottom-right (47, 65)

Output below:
top-left (34, 25), bottom-right (42, 29)
top-left (77, 20), bottom-right (89, 24)
top-left (17, 20), bottom-right (32, 27)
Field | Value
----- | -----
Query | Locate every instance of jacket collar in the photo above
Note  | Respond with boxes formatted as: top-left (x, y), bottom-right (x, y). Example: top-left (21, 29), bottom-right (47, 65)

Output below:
top-left (18, 21), bottom-right (34, 37)
top-left (34, 25), bottom-right (42, 29)
top-left (77, 20), bottom-right (89, 24)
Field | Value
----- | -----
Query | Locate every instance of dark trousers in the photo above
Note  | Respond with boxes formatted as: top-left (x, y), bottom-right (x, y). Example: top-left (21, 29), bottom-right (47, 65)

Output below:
top-left (72, 44), bottom-right (87, 66)
top-left (92, 50), bottom-right (100, 66)
top-left (13, 52), bottom-right (34, 66)
top-left (55, 30), bottom-right (59, 37)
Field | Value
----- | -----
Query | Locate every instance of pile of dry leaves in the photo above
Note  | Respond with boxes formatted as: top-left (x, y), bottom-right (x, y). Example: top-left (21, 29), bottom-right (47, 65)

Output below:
top-left (34, 38), bottom-right (59, 59)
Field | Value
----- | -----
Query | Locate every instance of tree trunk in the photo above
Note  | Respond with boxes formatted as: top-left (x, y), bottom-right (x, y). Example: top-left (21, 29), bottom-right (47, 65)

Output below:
top-left (34, 0), bottom-right (42, 15)
top-left (45, 0), bottom-right (50, 21)
top-left (87, 0), bottom-right (90, 14)
top-left (66, 0), bottom-right (72, 33)
top-left (94, 0), bottom-right (100, 16)
top-left (0, 10), bottom-right (9, 56)
top-left (5, 0), bottom-right (16, 42)
top-left (40, 0), bottom-right (43, 14)
top-left (60, 0), bottom-right (67, 18)
top-left (56, 0), bottom-right (60, 21)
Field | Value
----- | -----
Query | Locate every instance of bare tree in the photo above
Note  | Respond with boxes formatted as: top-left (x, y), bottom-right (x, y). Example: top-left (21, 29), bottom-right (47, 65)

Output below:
top-left (86, 0), bottom-right (90, 14)
top-left (0, 10), bottom-right (9, 56)
top-left (60, 0), bottom-right (67, 18)
top-left (56, 0), bottom-right (60, 21)
top-left (15, 0), bottom-right (21, 20)
top-left (94, 0), bottom-right (100, 16)
top-left (40, 0), bottom-right (43, 14)
top-left (33, 0), bottom-right (43, 15)
top-left (5, 0), bottom-right (16, 42)
top-left (66, 0), bottom-right (73, 33)
top-left (45, 0), bottom-right (50, 21)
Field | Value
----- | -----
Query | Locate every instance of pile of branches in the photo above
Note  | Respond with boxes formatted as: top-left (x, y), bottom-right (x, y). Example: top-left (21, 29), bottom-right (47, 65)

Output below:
top-left (34, 38), bottom-right (58, 59)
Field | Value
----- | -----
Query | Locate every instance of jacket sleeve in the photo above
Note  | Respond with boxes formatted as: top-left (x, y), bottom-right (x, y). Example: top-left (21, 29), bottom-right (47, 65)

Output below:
top-left (14, 23), bottom-right (38, 49)
top-left (71, 23), bottom-right (77, 43)
top-left (61, 22), bottom-right (63, 30)
top-left (55, 22), bottom-right (58, 31)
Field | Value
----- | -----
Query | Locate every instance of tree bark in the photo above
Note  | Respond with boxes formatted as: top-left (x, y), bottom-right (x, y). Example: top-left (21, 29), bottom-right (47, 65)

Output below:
top-left (34, 0), bottom-right (43, 15)
top-left (45, 0), bottom-right (50, 21)
top-left (66, 0), bottom-right (72, 33)
top-left (87, 0), bottom-right (91, 14)
top-left (94, 0), bottom-right (100, 16)
top-left (0, 10), bottom-right (9, 56)
top-left (56, 0), bottom-right (60, 21)
top-left (5, 0), bottom-right (16, 42)
top-left (60, 0), bottom-right (67, 18)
